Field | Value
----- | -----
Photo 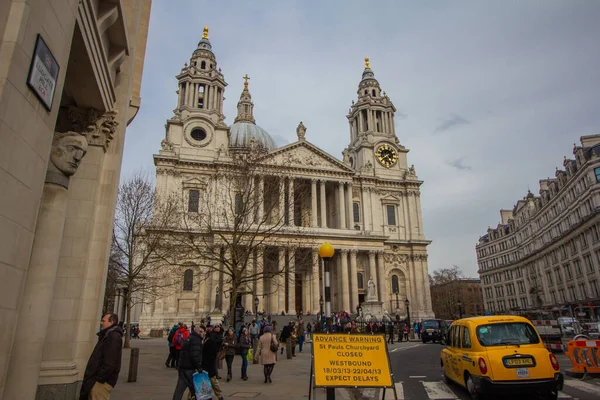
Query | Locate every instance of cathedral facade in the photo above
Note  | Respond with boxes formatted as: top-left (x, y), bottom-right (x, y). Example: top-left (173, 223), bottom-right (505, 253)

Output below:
top-left (139, 28), bottom-right (433, 330)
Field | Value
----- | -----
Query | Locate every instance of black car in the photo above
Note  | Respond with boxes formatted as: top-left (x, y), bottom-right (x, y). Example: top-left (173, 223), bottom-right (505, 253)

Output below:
top-left (421, 319), bottom-right (447, 343)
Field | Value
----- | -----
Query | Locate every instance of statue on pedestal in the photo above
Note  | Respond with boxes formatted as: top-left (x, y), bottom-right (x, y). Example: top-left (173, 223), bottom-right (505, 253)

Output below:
top-left (367, 277), bottom-right (377, 301)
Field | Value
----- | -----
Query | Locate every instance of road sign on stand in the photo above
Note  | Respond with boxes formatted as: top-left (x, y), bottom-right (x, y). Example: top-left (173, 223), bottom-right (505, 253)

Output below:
top-left (309, 333), bottom-right (398, 399)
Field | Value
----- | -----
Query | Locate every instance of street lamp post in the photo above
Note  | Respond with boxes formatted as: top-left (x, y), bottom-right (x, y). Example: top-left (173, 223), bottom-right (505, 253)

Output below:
top-left (318, 243), bottom-right (335, 400)
top-left (319, 295), bottom-right (324, 319)
top-left (395, 291), bottom-right (400, 311)
top-left (405, 298), bottom-right (411, 338)
top-left (457, 299), bottom-right (463, 319)
top-left (214, 284), bottom-right (220, 311)
top-left (254, 296), bottom-right (259, 318)
top-left (318, 243), bottom-right (335, 330)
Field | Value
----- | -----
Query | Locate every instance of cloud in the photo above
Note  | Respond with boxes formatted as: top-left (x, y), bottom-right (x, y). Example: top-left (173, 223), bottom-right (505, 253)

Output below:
top-left (433, 114), bottom-right (471, 134)
top-left (122, 1), bottom-right (600, 278)
top-left (446, 157), bottom-right (472, 171)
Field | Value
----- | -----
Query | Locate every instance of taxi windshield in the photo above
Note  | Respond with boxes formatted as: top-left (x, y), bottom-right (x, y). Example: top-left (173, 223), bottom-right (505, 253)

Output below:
top-left (423, 320), bottom-right (440, 328)
top-left (476, 322), bottom-right (540, 346)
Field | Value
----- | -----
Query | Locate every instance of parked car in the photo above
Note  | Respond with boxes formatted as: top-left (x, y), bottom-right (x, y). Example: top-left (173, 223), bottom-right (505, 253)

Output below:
top-left (421, 319), bottom-right (448, 343)
top-left (441, 315), bottom-right (563, 399)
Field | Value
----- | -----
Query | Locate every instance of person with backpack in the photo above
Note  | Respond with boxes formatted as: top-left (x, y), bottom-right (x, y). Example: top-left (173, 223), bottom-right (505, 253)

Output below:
top-left (172, 324), bottom-right (204, 400)
top-left (172, 324), bottom-right (189, 368)
top-left (166, 324), bottom-right (179, 368)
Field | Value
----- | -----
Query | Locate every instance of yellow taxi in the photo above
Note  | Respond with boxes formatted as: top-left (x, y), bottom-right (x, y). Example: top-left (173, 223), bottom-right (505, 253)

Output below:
top-left (440, 315), bottom-right (563, 399)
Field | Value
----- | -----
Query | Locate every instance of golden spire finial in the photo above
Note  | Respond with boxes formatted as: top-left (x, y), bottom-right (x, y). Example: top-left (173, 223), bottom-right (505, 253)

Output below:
top-left (365, 57), bottom-right (370, 69)
top-left (243, 74), bottom-right (250, 90)
top-left (202, 26), bottom-right (209, 39)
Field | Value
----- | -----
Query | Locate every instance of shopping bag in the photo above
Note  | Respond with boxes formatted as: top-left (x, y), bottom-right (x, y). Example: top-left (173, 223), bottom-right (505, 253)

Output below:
top-left (246, 348), bottom-right (253, 361)
top-left (192, 371), bottom-right (213, 400)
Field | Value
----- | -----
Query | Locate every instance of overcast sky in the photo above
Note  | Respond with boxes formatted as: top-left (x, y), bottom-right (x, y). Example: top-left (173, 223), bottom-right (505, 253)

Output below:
top-left (122, 1), bottom-right (600, 278)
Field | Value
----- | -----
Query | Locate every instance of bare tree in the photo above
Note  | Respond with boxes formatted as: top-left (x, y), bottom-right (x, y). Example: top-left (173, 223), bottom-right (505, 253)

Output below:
top-left (156, 150), bottom-right (316, 324)
top-left (111, 172), bottom-right (180, 348)
top-left (430, 265), bottom-right (465, 320)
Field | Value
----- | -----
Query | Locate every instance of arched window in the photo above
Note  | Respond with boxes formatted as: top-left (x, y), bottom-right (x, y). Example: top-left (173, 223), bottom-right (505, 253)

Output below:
top-left (183, 269), bottom-right (193, 291)
top-left (201, 61), bottom-right (206, 69)
top-left (353, 202), bottom-right (360, 223)
top-left (391, 275), bottom-right (399, 294)
top-left (357, 273), bottom-right (364, 289)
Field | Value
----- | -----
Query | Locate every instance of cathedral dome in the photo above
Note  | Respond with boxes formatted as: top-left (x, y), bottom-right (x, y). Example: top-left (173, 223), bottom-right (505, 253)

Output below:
top-left (229, 122), bottom-right (277, 151)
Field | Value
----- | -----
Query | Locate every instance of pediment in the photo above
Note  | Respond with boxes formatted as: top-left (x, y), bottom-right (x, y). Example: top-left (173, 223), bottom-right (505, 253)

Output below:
top-left (182, 177), bottom-right (208, 189)
top-left (259, 141), bottom-right (353, 173)
top-left (380, 193), bottom-right (401, 202)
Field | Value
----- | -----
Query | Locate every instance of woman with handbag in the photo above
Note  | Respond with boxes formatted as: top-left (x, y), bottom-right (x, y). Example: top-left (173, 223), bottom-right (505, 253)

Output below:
top-left (255, 325), bottom-right (278, 383)
top-left (238, 327), bottom-right (251, 380)
top-left (223, 328), bottom-right (236, 382)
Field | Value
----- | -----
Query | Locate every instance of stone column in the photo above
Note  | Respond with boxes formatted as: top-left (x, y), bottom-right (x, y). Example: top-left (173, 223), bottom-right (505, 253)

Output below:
top-left (350, 249), bottom-right (359, 310)
top-left (312, 248), bottom-right (320, 314)
top-left (368, 251), bottom-right (378, 299)
top-left (204, 269), bottom-right (213, 312)
top-left (256, 247), bottom-right (264, 307)
top-left (205, 85), bottom-right (211, 110)
top-left (402, 193), bottom-right (412, 240)
top-left (279, 177), bottom-right (285, 223)
top-left (340, 249), bottom-right (350, 312)
top-left (377, 251), bottom-right (387, 309)
top-left (408, 257), bottom-right (418, 313)
top-left (4, 131), bottom-right (89, 400)
top-left (319, 180), bottom-right (327, 228)
top-left (338, 181), bottom-right (346, 229)
top-left (288, 177), bottom-right (295, 226)
top-left (186, 82), bottom-right (192, 106)
top-left (177, 83), bottom-right (183, 108)
top-left (311, 179), bottom-right (318, 227)
top-left (415, 192), bottom-right (424, 238)
top-left (346, 182), bottom-right (353, 229)
top-left (192, 83), bottom-right (198, 108)
top-left (361, 187), bottom-right (370, 231)
top-left (257, 175), bottom-right (264, 223)
top-left (287, 249), bottom-right (296, 314)
top-left (277, 247), bottom-right (285, 313)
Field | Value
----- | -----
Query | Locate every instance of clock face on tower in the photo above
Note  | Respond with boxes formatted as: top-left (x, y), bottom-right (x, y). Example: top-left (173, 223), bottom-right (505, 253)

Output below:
top-left (375, 144), bottom-right (398, 168)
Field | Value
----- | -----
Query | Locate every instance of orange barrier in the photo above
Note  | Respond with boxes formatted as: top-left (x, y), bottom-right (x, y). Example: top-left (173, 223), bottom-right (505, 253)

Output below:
top-left (565, 340), bottom-right (600, 374)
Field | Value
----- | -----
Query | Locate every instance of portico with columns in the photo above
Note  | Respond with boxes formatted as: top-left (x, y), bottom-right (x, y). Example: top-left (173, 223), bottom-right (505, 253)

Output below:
top-left (139, 31), bottom-right (434, 331)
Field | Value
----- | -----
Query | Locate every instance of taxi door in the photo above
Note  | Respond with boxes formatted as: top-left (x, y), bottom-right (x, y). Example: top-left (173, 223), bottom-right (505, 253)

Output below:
top-left (446, 325), bottom-right (462, 382)
top-left (458, 325), bottom-right (474, 379)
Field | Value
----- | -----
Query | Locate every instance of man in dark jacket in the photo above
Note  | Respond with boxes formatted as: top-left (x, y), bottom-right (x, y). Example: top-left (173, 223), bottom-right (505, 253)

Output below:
top-left (202, 328), bottom-right (224, 400)
top-left (80, 313), bottom-right (123, 400)
top-left (172, 325), bottom-right (204, 400)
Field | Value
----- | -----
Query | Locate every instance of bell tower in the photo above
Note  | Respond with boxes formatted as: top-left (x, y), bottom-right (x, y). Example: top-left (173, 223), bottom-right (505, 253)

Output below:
top-left (175, 26), bottom-right (227, 121)
top-left (159, 26), bottom-right (230, 161)
top-left (344, 57), bottom-right (408, 175)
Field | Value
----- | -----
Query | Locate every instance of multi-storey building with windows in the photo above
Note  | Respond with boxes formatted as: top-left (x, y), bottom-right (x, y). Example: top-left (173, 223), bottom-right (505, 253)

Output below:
top-left (477, 135), bottom-right (600, 316)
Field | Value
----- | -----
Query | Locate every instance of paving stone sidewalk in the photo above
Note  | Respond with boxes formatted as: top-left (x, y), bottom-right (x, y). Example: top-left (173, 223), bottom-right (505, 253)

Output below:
top-left (111, 338), bottom-right (354, 400)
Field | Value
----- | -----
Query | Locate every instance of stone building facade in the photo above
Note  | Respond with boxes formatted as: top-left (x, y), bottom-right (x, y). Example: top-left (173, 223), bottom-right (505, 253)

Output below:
top-left (0, 1), bottom-right (152, 399)
top-left (430, 278), bottom-right (484, 320)
top-left (139, 32), bottom-right (434, 330)
top-left (477, 135), bottom-right (600, 315)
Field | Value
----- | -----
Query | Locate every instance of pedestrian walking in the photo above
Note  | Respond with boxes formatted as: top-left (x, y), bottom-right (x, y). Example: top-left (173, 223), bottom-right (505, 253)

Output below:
top-left (249, 320), bottom-right (259, 346)
top-left (387, 322), bottom-right (394, 344)
top-left (255, 325), bottom-right (278, 383)
top-left (79, 313), bottom-right (123, 400)
top-left (172, 325), bottom-right (204, 400)
top-left (238, 327), bottom-right (252, 380)
top-left (403, 324), bottom-right (409, 342)
top-left (223, 327), bottom-right (236, 382)
top-left (306, 322), bottom-right (312, 341)
top-left (166, 324), bottom-right (179, 368)
top-left (172, 324), bottom-right (190, 367)
top-left (297, 320), bottom-right (305, 353)
top-left (202, 328), bottom-right (224, 400)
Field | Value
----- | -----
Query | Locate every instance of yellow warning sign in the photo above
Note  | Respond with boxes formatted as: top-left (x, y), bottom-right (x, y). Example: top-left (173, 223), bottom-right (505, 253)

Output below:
top-left (312, 334), bottom-right (393, 387)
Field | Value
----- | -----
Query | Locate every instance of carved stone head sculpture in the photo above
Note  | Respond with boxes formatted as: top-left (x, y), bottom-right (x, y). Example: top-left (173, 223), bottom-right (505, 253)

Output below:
top-left (46, 131), bottom-right (88, 188)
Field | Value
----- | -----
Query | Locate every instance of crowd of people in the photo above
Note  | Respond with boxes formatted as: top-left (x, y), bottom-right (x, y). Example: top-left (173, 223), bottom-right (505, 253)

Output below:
top-left (168, 316), bottom-right (313, 400)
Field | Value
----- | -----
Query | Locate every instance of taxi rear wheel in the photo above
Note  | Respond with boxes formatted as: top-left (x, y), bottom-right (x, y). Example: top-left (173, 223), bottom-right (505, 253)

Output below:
top-left (464, 373), bottom-right (481, 400)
